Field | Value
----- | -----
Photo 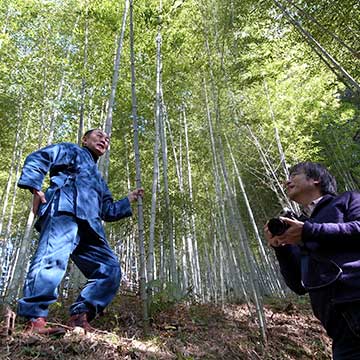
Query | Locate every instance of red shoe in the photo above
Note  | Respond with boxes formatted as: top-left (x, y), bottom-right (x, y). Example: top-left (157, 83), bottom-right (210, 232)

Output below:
top-left (24, 317), bottom-right (66, 336)
top-left (68, 313), bottom-right (96, 333)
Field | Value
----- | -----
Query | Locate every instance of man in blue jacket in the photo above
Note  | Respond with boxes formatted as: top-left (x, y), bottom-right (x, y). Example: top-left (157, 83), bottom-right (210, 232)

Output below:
top-left (264, 161), bottom-right (360, 359)
top-left (17, 129), bottom-right (144, 335)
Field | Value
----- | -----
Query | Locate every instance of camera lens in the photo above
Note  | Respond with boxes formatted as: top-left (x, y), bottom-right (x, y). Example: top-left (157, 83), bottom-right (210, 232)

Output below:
top-left (268, 218), bottom-right (289, 236)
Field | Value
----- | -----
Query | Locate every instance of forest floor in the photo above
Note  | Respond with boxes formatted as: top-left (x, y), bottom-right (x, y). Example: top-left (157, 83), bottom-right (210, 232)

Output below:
top-left (0, 292), bottom-right (331, 360)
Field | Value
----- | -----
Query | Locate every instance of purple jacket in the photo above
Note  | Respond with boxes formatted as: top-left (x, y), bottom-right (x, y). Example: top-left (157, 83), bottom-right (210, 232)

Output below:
top-left (274, 191), bottom-right (360, 332)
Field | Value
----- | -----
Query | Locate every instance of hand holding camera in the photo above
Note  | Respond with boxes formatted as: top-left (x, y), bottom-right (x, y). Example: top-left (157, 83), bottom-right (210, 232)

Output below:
top-left (267, 209), bottom-right (298, 236)
top-left (264, 209), bottom-right (304, 247)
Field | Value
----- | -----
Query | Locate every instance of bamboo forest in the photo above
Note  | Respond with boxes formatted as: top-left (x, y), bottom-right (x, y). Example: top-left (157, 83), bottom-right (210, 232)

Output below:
top-left (0, 0), bottom-right (359, 359)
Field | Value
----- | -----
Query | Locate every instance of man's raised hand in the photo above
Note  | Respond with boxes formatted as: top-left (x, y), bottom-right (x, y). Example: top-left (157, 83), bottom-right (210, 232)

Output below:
top-left (128, 188), bottom-right (144, 203)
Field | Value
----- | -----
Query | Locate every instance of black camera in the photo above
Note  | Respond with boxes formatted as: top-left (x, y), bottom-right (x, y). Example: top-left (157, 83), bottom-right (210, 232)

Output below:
top-left (267, 208), bottom-right (298, 236)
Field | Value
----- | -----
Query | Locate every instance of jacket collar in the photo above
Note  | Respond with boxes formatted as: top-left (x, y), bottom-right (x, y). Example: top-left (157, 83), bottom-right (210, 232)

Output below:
top-left (82, 146), bottom-right (99, 163)
top-left (310, 194), bottom-right (335, 218)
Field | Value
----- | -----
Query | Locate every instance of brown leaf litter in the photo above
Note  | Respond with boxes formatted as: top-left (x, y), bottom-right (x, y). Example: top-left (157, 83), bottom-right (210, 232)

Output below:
top-left (0, 294), bottom-right (331, 360)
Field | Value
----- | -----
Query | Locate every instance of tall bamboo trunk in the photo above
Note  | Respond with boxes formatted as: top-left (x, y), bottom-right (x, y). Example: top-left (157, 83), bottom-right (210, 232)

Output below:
top-left (0, 114), bottom-right (22, 237)
top-left (182, 108), bottom-right (201, 296)
top-left (0, 102), bottom-right (24, 283)
top-left (263, 79), bottom-right (289, 180)
top-left (273, 0), bottom-right (360, 94)
top-left (247, 126), bottom-right (293, 211)
top-left (77, 1), bottom-right (89, 146)
top-left (159, 100), bottom-right (177, 287)
top-left (203, 26), bottom-right (267, 336)
top-left (4, 117), bottom-right (34, 302)
top-left (129, 0), bottom-right (148, 332)
top-left (147, 30), bottom-right (162, 297)
top-left (166, 115), bottom-right (192, 293)
top-left (99, 0), bottom-right (129, 180)
top-left (226, 137), bottom-right (285, 296)
top-left (284, 0), bottom-right (359, 57)
top-left (3, 117), bottom-right (30, 245)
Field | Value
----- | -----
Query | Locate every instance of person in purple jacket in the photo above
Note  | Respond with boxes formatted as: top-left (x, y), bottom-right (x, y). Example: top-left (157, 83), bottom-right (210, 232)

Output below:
top-left (17, 129), bottom-right (144, 335)
top-left (264, 161), bottom-right (360, 359)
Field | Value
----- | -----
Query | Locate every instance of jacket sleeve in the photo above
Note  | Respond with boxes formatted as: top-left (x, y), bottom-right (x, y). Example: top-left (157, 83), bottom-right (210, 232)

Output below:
top-left (101, 182), bottom-right (132, 222)
top-left (274, 245), bottom-right (307, 295)
top-left (302, 192), bottom-right (360, 247)
top-left (17, 144), bottom-right (63, 192)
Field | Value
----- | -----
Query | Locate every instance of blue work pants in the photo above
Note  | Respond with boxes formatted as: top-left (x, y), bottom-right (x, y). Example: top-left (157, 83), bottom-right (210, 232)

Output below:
top-left (17, 204), bottom-right (121, 320)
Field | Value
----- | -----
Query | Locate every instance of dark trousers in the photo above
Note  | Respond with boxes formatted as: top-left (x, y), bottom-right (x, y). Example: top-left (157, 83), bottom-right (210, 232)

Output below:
top-left (17, 201), bottom-right (121, 320)
top-left (331, 302), bottom-right (360, 359)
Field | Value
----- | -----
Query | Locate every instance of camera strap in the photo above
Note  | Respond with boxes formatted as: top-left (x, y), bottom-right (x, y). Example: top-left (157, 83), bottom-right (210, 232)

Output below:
top-left (300, 251), bottom-right (343, 290)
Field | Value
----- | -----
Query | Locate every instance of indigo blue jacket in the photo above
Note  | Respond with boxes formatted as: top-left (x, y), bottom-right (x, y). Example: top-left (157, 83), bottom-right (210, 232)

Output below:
top-left (274, 191), bottom-right (360, 332)
top-left (18, 143), bottom-right (132, 239)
